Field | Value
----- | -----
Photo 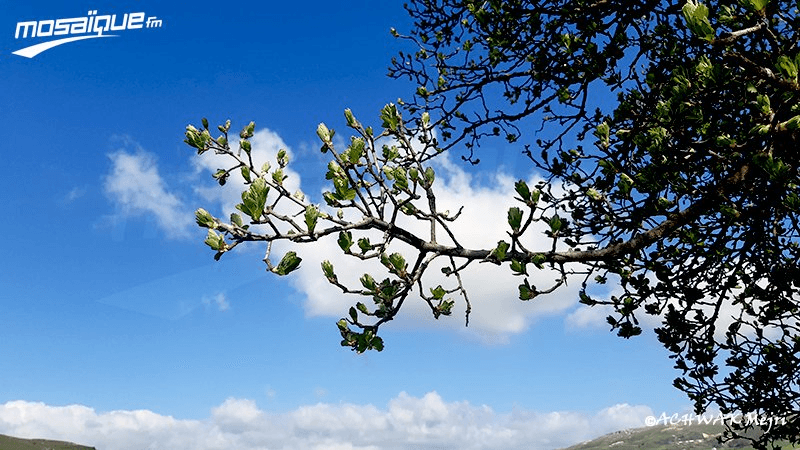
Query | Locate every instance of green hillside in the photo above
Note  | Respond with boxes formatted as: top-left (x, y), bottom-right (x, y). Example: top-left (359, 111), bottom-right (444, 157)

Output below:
top-left (0, 434), bottom-right (95, 450)
top-left (561, 423), bottom-right (799, 450)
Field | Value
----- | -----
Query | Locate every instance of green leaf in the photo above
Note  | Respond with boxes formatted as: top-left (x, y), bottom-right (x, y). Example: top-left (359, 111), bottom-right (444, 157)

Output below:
top-left (380, 103), bottom-right (401, 131)
top-left (518, 280), bottom-right (536, 300)
top-left (273, 251), bottom-right (301, 275)
top-left (240, 166), bottom-right (251, 183)
top-left (240, 121), bottom-right (255, 139)
top-left (507, 207), bottom-right (523, 231)
top-left (757, 94), bottom-right (771, 115)
top-left (344, 109), bottom-right (358, 128)
top-left (579, 291), bottom-right (595, 305)
top-left (777, 55), bottom-right (798, 81)
top-left (743, 0), bottom-right (769, 10)
top-left (204, 230), bottom-right (225, 251)
top-left (360, 273), bottom-right (377, 291)
top-left (421, 112), bottom-right (430, 126)
top-left (510, 260), bottom-right (527, 275)
top-left (430, 285), bottom-right (446, 300)
top-left (515, 180), bottom-right (531, 203)
top-left (357, 237), bottom-right (371, 254)
top-left (490, 240), bottom-right (510, 261)
top-left (530, 189), bottom-right (541, 205)
top-left (586, 188), bottom-right (603, 201)
top-left (436, 300), bottom-right (454, 316)
top-left (532, 253), bottom-right (547, 269)
top-left (317, 122), bottom-right (332, 144)
top-left (195, 208), bottom-right (216, 228)
top-left (393, 167), bottom-right (409, 191)
top-left (321, 260), bottom-right (337, 282)
top-left (212, 169), bottom-right (229, 186)
top-left (617, 173), bottom-right (634, 196)
top-left (782, 115), bottom-right (800, 130)
top-left (383, 253), bottom-right (407, 276)
top-left (682, 0), bottom-right (715, 41)
top-left (370, 335), bottom-right (385, 352)
top-left (240, 139), bottom-right (251, 154)
top-left (346, 138), bottom-right (365, 164)
top-left (400, 203), bottom-right (417, 215)
top-left (338, 231), bottom-right (353, 252)
top-left (424, 167), bottom-right (435, 186)
top-left (594, 121), bottom-right (610, 148)
top-left (230, 213), bottom-right (244, 228)
top-left (239, 177), bottom-right (269, 221)
top-left (277, 149), bottom-right (289, 168)
top-left (549, 215), bottom-right (563, 233)
top-left (332, 177), bottom-right (357, 201)
top-left (272, 168), bottom-right (286, 186)
top-left (305, 205), bottom-right (319, 234)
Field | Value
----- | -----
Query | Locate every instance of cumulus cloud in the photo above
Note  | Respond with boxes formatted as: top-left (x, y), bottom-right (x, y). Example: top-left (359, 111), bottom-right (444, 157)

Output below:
top-left (0, 393), bottom-right (653, 450)
top-left (104, 145), bottom-right (193, 238)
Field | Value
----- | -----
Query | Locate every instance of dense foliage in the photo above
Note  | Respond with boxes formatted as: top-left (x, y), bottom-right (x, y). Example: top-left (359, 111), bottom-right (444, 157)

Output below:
top-left (185, 0), bottom-right (800, 447)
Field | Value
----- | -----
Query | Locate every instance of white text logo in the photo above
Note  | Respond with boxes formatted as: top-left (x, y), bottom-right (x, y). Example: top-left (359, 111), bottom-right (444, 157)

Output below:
top-left (13, 10), bottom-right (162, 58)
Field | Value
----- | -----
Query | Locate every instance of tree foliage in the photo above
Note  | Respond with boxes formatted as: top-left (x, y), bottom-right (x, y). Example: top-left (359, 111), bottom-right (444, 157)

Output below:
top-left (186, 0), bottom-right (800, 447)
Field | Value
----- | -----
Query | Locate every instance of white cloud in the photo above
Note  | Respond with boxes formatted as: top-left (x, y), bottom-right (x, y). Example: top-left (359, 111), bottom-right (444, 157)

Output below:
top-left (565, 303), bottom-right (615, 331)
top-left (203, 292), bottom-right (230, 312)
top-left (0, 393), bottom-right (653, 450)
top-left (63, 186), bottom-right (87, 203)
top-left (104, 147), bottom-right (193, 238)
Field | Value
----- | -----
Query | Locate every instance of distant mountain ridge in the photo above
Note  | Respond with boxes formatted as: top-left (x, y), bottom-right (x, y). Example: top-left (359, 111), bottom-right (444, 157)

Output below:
top-left (0, 434), bottom-right (96, 450)
top-left (560, 423), bottom-right (799, 450)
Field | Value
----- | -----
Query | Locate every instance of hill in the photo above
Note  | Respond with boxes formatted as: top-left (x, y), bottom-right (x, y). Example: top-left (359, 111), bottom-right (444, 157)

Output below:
top-left (0, 434), bottom-right (96, 450)
top-left (561, 423), bottom-right (799, 450)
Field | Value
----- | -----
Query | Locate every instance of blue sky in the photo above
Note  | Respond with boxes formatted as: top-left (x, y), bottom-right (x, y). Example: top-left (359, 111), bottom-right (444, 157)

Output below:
top-left (1, 1), bottom-right (692, 449)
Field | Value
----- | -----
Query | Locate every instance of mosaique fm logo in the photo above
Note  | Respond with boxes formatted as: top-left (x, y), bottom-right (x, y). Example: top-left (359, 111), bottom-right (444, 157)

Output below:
top-left (13, 9), bottom-right (163, 58)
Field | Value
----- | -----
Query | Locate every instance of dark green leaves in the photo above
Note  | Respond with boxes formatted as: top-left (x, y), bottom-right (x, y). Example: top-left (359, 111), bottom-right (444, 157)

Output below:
top-left (337, 320), bottom-right (384, 353)
top-left (518, 279), bottom-right (536, 300)
top-left (357, 237), bottom-right (372, 254)
top-left (514, 180), bottom-right (539, 207)
top-left (273, 251), bottom-right (301, 276)
top-left (507, 207), bottom-right (523, 232)
top-left (489, 240), bottom-right (510, 261)
top-left (338, 231), bottom-right (353, 252)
